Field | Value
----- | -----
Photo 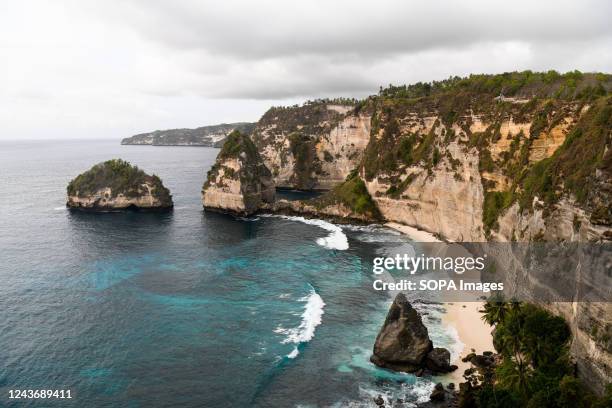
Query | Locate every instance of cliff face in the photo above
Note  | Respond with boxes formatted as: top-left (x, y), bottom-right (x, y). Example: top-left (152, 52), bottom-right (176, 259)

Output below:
top-left (121, 122), bottom-right (255, 147)
top-left (67, 159), bottom-right (173, 211)
top-left (352, 75), bottom-right (611, 392)
top-left (251, 101), bottom-right (370, 189)
top-left (202, 130), bottom-right (275, 215)
top-left (255, 74), bottom-right (611, 244)
top-left (244, 72), bottom-right (612, 391)
top-left (67, 187), bottom-right (171, 211)
top-left (359, 77), bottom-right (611, 244)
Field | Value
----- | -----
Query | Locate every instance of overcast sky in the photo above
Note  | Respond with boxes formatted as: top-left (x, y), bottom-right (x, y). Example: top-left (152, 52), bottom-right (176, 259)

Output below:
top-left (1, 0), bottom-right (611, 140)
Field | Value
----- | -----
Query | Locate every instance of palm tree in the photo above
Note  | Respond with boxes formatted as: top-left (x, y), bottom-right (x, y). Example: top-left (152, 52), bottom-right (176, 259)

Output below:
top-left (480, 295), bottom-right (511, 326)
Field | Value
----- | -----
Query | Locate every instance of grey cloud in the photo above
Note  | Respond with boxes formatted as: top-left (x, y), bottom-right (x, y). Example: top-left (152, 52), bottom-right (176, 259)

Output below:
top-left (97, 0), bottom-right (612, 59)
top-left (1, 0), bottom-right (611, 139)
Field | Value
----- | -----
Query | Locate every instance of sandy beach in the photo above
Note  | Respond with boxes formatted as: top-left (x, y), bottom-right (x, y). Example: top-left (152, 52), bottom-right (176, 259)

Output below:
top-left (385, 222), bottom-right (442, 242)
top-left (442, 301), bottom-right (495, 383)
top-left (385, 221), bottom-right (495, 382)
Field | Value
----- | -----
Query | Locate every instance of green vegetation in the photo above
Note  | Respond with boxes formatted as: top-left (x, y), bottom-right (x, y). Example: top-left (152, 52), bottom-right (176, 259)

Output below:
top-left (483, 191), bottom-right (513, 234)
top-left (121, 122), bottom-right (256, 146)
top-left (288, 132), bottom-right (321, 189)
top-left (204, 130), bottom-right (272, 191)
top-left (256, 99), bottom-right (354, 138)
top-left (67, 159), bottom-right (171, 202)
top-left (517, 96), bottom-right (611, 212)
top-left (459, 299), bottom-right (612, 407)
top-left (378, 71), bottom-right (611, 101)
top-left (480, 96), bottom-right (612, 226)
top-left (217, 129), bottom-right (259, 161)
top-left (314, 174), bottom-right (381, 219)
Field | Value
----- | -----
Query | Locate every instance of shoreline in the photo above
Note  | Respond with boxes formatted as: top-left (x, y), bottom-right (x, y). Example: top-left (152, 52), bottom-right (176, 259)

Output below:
top-left (441, 301), bottom-right (494, 383)
top-left (384, 222), bottom-right (443, 243)
top-left (384, 221), bottom-right (494, 383)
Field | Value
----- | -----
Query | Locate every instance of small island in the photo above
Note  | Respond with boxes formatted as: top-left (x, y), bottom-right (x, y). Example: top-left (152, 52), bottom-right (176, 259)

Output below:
top-left (67, 159), bottom-right (173, 211)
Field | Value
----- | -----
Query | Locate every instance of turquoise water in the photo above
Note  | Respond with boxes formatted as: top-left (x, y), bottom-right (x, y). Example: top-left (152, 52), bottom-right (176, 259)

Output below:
top-left (0, 140), bottom-right (459, 407)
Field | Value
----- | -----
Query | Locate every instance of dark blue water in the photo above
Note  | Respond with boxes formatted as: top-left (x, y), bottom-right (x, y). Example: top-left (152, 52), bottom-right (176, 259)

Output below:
top-left (0, 140), bottom-right (458, 407)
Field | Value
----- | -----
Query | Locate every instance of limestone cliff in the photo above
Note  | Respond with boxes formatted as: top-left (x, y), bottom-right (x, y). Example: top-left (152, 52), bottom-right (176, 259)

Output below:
top-left (263, 174), bottom-right (381, 223)
top-left (67, 159), bottom-right (173, 211)
top-left (245, 71), bottom-right (612, 392)
top-left (359, 76), bottom-right (611, 244)
top-left (354, 74), bottom-right (611, 391)
top-left (202, 130), bottom-right (275, 215)
top-left (251, 100), bottom-right (370, 189)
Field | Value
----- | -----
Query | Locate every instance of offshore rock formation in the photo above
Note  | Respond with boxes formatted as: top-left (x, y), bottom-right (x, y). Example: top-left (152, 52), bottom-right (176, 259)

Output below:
top-left (202, 130), bottom-right (275, 215)
top-left (121, 122), bottom-right (255, 147)
top-left (371, 293), bottom-right (456, 374)
top-left (67, 159), bottom-right (173, 211)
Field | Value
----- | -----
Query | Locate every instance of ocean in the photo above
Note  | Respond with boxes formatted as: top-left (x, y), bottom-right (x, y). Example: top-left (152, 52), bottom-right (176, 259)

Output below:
top-left (0, 139), bottom-right (460, 407)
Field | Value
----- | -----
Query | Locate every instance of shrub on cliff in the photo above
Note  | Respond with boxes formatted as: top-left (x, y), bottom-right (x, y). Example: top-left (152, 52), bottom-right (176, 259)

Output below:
top-left (67, 159), bottom-right (171, 202)
top-left (313, 174), bottom-right (382, 219)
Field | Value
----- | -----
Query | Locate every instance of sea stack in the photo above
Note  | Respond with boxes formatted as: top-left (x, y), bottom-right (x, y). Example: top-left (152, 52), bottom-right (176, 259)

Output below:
top-left (66, 159), bottom-right (173, 211)
top-left (202, 130), bottom-right (275, 216)
top-left (371, 293), bottom-right (457, 375)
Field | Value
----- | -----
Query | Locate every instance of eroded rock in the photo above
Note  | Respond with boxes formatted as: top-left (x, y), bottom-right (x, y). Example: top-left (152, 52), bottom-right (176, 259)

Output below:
top-left (202, 130), bottom-right (275, 216)
top-left (66, 159), bottom-right (173, 211)
top-left (371, 293), bottom-right (431, 372)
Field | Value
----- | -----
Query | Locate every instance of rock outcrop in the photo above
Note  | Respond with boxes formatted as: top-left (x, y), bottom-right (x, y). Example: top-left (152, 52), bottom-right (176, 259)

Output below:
top-left (251, 100), bottom-right (370, 189)
top-left (66, 159), bottom-right (173, 211)
top-left (202, 130), bottom-right (275, 215)
top-left (262, 174), bottom-right (382, 223)
top-left (371, 293), bottom-right (457, 375)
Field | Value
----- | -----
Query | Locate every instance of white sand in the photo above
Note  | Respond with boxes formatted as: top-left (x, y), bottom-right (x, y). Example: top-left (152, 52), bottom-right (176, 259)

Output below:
top-left (442, 301), bottom-right (495, 383)
top-left (385, 222), bottom-right (442, 242)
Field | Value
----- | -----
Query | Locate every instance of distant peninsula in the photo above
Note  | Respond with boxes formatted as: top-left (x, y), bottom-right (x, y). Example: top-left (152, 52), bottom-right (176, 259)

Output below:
top-left (121, 122), bottom-right (256, 147)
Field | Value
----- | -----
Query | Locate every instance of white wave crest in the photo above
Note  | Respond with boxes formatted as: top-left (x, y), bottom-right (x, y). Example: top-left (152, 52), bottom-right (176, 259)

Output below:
top-left (277, 286), bottom-right (326, 359)
top-left (260, 214), bottom-right (348, 250)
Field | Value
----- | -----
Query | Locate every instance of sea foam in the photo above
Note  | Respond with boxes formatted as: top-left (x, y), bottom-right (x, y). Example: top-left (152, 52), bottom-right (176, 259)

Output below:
top-left (276, 286), bottom-right (326, 359)
top-left (260, 214), bottom-right (349, 250)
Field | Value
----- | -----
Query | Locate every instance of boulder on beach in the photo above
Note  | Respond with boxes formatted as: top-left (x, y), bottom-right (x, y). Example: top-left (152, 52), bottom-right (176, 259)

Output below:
top-left (371, 293), bottom-right (457, 375)
top-left (370, 293), bottom-right (433, 372)
top-left (425, 348), bottom-right (457, 373)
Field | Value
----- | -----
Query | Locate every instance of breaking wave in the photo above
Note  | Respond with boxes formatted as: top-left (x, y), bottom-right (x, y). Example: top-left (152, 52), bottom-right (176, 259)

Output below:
top-left (260, 214), bottom-right (348, 250)
top-left (275, 285), bottom-right (325, 359)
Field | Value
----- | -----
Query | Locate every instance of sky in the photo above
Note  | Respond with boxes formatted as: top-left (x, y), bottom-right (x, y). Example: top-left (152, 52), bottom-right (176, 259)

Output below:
top-left (1, 0), bottom-right (611, 140)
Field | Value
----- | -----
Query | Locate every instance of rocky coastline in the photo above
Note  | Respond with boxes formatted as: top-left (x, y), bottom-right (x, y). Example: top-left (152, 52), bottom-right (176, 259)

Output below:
top-left (198, 74), bottom-right (612, 392)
